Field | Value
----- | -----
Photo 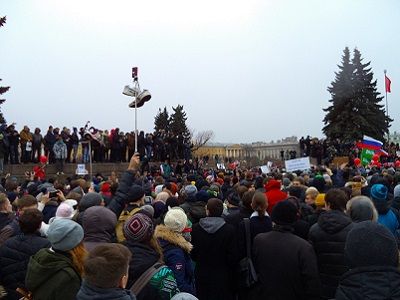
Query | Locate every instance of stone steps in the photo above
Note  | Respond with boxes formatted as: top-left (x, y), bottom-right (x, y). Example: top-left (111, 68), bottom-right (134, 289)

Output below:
top-left (3, 163), bottom-right (130, 180)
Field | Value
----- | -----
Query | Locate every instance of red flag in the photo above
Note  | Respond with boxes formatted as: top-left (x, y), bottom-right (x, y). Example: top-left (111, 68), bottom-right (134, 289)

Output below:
top-left (385, 75), bottom-right (391, 93)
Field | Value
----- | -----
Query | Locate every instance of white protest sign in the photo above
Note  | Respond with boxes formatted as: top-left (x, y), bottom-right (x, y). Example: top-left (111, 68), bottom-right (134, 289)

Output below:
top-left (285, 157), bottom-right (311, 172)
top-left (76, 164), bottom-right (88, 175)
top-left (216, 163), bottom-right (226, 170)
top-left (260, 165), bottom-right (270, 174)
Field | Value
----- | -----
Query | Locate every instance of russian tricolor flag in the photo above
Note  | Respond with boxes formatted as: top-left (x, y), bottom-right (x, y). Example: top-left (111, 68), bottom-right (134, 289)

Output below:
top-left (357, 135), bottom-right (384, 151)
top-left (378, 148), bottom-right (389, 157)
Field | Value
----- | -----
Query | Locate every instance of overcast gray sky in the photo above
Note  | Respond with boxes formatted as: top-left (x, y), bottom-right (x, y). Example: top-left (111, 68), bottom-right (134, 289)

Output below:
top-left (1, 0), bottom-right (399, 143)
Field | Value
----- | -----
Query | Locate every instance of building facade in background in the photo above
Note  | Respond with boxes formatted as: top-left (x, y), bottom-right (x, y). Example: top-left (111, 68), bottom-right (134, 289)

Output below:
top-left (193, 136), bottom-right (300, 161)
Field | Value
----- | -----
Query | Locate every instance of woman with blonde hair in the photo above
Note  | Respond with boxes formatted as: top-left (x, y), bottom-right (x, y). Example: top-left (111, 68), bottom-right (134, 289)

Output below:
top-left (346, 196), bottom-right (378, 222)
top-left (25, 218), bottom-right (87, 300)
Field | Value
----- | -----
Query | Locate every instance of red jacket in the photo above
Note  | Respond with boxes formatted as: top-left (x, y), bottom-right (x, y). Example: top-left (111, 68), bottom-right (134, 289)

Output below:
top-left (265, 180), bottom-right (288, 215)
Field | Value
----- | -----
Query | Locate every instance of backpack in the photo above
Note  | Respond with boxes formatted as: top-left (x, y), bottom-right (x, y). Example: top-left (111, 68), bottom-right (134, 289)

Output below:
top-left (116, 207), bottom-right (141, 243)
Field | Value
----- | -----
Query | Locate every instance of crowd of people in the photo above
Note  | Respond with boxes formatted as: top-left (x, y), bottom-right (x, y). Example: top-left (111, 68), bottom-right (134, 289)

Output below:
top-left (0, 123), bottom-right (193, 168)
top-left (0, 152), bottom-right (399, 299)
top-left (299, 135), bottom-right (400, 165)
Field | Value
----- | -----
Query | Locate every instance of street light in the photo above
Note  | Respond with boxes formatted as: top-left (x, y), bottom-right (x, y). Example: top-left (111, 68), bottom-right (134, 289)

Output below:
top-left (122, 67), bottom-right (151, 152)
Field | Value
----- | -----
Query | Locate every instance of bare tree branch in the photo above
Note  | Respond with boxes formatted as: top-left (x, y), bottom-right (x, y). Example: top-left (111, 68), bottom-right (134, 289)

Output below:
top-left (191, 130), bottom-right (215, 152)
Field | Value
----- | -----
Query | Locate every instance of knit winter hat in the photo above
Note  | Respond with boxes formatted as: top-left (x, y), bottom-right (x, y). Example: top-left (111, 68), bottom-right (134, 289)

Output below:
top-left (123, 212), bottom-right (154, 243)
top-left (164, 207), bottom-right (188, 233)
top-left (315, 193), bottom-right (326, 208)
top-left (126, 185), bottom-right (145, 203)
top-left (80, 192), bottom-right (104, 211)
top-left (345, 221), bottom-right (398, 268)
top-left (196, 190), bottom-right (209, 202)
top-left (271, 200), bottom-right (298, 225)
top-left (140, 205), bottom-right (155, 218)
top-left (370, 184), bottom-right (388, 202)
top-left (227, 192), bottom-right (241, 206)
top-left (47, 219), bottom-right (84, 251)
top-left (55, 203), bottom-right (75, 219)
top-left (184, 185), bottom-right (198, 198)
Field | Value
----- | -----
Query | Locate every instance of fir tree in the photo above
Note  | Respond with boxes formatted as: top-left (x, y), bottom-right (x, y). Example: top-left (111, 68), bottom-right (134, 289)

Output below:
top-left (169, 104), bottom-right (191, 139)
top-left (323, 47), bottom-right (355, 142)
top-left (351, 48), bottom-right (390, 140)
top-left (0, 16), bottom-right (8, 124)
top-left (154, 107), bottom-right (170, 133)
top-left (322, 47), bottom-right (390, 142)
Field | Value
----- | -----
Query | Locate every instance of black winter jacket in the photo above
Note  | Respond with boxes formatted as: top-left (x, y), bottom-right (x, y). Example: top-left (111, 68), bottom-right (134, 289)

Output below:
top-left (180, 201), bottom-right (206, 224)
top-left (253, 226), bottom-right (321, 300)
top-left (124, 240), bottom-right (179, 300)
top-left (0, 233), bottom-right (50, 300)
top-left (309, 210), bottom-right (353, 299)
top-left (108, 170), bottom-right (136, 218)
top-left (191, 217), bottom-right (239, 300)
top-left (77, 280), bottom-right (135, 300)
top-left (224, 206), bottom-right (253, 230)
top-left (237, 215), bottom-right (272, 259)
top-left (0, 212), bottom-right (14, 231)
top-left (336, 266), bottom-right (400, 300)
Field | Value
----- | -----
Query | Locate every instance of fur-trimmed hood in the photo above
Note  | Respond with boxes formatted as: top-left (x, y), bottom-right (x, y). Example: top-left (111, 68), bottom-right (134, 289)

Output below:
top-left (155, 225), bottom-right (193, 253)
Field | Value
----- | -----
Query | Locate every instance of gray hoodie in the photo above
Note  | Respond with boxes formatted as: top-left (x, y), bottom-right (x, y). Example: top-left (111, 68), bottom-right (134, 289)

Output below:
top-left (199, 217), bottom-right (225, 234)
top-left (82, 206), bottom-right (117, 252)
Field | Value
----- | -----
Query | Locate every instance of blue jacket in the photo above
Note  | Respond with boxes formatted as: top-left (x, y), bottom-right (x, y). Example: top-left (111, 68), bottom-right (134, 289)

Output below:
top-left (155, 225), bottom-right (196, 295)
top-left (378, 209), bottom-right (399, 236)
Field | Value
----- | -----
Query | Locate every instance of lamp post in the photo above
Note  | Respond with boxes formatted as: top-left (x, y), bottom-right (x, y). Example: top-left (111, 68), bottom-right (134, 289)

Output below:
top-left (122, 67), bottom-right (151, 152)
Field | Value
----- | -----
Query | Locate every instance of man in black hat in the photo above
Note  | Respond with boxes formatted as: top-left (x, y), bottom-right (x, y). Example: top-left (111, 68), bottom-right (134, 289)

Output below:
top-left (253, 200), bottom-right (321, 300)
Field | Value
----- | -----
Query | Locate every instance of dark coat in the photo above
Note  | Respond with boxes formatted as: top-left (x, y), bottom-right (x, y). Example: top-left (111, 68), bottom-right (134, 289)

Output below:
top-left (253, 226), bottom-right (321, 300)
top-left (336, 266), bottom-right (400, 300)
top-left (305, 209), bottom-right (324, 227)
top-left (42, 201), bottom-right (58, 224)
top-left (180, 201), bottom-right (206, 224)
top-left (309, 210), bottom-right (354, 299)
top-left (224, 206), bottom-right (253, 230)
top-left (108, 170), bottom-right (136, 218)
top-left (0, 212), bottom-right (14, 231)
top-left (237, 215), bottom-right (272, 259)
top-left (0, 218), bottom-right (22, 247)
top-left (155, 225), bottom-right (196, 295)
top-left (293, 219), bottom-right (311, 240)
top-left (77, 280), bottom-right (135, 300)
top-left (26, 249), bottom-right (81, 300)
top-left (191, 217), bottom-right (238, 300)
top-left (0, 233), bottom-right (50, 300)
top-left (124, 240), bottom-right (179, 300)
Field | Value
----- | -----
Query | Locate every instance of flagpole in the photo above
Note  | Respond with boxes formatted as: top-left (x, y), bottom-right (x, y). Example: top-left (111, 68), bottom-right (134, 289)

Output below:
top-left (384, 69), bottom-right (389, 142)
